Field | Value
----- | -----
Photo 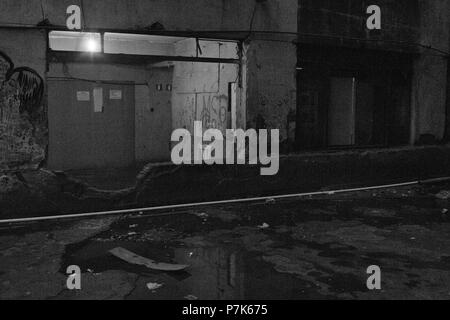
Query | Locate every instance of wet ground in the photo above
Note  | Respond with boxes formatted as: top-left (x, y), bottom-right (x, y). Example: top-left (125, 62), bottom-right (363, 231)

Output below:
top-left (1, 182), bottom-right (450, 300)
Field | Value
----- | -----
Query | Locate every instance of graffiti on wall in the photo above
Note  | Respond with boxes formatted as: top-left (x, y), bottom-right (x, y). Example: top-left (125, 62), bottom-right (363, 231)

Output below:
top-left (175, 93), bottom-right (229, 134)
top-left (0, 51), bottom-right (45, 170)
top-left (0, 53), bottom-right (44, 116)
top-left (198, 94), bottom-right (228, 132)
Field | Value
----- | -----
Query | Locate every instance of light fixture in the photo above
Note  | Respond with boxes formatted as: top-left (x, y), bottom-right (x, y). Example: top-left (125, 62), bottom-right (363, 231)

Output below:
top-left (84, 37), bottom-right (100, 52)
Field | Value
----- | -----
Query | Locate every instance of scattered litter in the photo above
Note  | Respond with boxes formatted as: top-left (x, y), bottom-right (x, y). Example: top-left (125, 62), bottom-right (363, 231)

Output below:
top-left (129, 224), bottom-right (138, 228)
top-left (258, 223), bottom-right (270, 229)
top-left (127, 232), bottom-right (138, 236)
top-left (442, 209), bottom-right (448, 214)
top-left (146, 282), bottom-right (164, 291)
top-left (87, 269), bottom-right (94, 273)
top-left (265, 198), bottom-right (276, 204)
top-left (194, 212), bottom-right (209, 219)
top-left (109, 247), bottom-right (189, 272)
top-left (436, 190), bottom-right (450, 200)
top-left (410, 237), bottom-right (416, 240)
top-left (184, 295), bottom-right (198, 300)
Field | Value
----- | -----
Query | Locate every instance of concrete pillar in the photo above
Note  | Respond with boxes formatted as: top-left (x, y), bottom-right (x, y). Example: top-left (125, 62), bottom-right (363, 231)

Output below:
top-left (446, 62), bottom-right (450, 141)
top-left (243, 0), bottom-right (297, 150)
top-left (410, 0), bottom-right (450, 144)
top-left (246, 39), bottom-right (297, 142)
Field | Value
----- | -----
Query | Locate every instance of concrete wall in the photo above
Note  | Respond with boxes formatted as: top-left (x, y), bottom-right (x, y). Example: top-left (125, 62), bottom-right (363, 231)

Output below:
top-left (246, 40), bottom-right (297, 146)
top-left (172, 61), bottom-right (238, 134)
top-left (447, 63), bottom-right (450, 141)
top-left (0, 0), bottom-right (298, 170)
top-left (171, 39), bottom-right (240, 134)
top-left (0, 0), bottom-right (296, 33)
top-left (244, 0), bottom-right (298, 147)
top-left (136, 67), bottom-right (173, 162)
top-left (0, 29), bottom-right (47, 171)
top-left (299, 0), bottom-right (421, 51)
top-left (410, 0), bottom-right (450, 143)
top-left (298, 0), bottom-right (450, 145)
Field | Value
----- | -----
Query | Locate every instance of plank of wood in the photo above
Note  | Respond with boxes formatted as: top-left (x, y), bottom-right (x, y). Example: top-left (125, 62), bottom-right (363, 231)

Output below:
top-left (109, 247), bottom-right (189, 271)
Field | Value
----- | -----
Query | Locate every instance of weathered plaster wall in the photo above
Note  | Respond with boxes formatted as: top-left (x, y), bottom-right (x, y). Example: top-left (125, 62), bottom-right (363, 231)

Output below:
top-left (246, 40), bottom-right (297, 148)
top-left (298, 0), bottom-right (450, 144)
top-left (245, 0), bottom-right (298, 148)
top-left (0, 29), bottom-right (47, 172)
top-left (446, 63), bottom-right (450, 141)
top-left (136, 67), bottom-right (173, 162)
top-left (299, 0), bottom-right (421, 51)
top-left (172, 61), bottom-right (237, 134)
top-left (410, 0), bottom-right (450, 143)
top-left (1, 0), bottom-right (298, 167)
top-left (0, 0), bottom-right (295, 33)
top-left (171, 39), bottom-right (240, 135)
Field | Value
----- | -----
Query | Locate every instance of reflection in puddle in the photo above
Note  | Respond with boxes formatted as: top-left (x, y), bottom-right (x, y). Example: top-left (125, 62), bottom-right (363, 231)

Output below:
top-left (61, 237), bottom-right (327, 300)
top-left (174, 246), bottom-right (245, 300)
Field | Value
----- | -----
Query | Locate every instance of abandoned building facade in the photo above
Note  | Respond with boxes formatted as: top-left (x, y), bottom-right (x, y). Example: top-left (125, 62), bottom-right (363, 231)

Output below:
top-left (0, 0), bottom-right (449, 173)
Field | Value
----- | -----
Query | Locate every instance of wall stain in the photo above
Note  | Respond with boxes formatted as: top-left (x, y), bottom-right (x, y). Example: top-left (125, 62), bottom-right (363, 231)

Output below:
top-left (0, 50), bottom-right (45, 171)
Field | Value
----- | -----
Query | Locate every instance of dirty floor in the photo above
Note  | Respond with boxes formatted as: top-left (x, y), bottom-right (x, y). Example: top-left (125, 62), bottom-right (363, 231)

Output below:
top-left (1, 183), bottom-right (450, 300)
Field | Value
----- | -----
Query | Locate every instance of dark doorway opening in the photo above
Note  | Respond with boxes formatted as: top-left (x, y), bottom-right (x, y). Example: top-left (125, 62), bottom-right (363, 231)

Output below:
top-left (295, 45), bottom-right (412, 151)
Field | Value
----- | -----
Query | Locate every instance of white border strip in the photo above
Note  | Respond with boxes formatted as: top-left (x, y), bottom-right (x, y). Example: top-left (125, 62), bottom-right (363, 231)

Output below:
top-left (0, 181), bottom-right (422, 225)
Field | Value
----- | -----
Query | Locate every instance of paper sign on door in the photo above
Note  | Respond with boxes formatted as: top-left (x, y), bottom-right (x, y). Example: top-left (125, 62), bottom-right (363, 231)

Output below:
top-left (110, 90), bottom-right (122, 100)
top-left (77, 91), bottom-right (90, 101)
top-left (93, 88), bottom-right (103, 113)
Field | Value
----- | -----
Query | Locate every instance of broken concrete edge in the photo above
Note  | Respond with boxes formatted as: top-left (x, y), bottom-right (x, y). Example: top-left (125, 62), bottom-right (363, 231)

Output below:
top-left (0, 169), bottom-right (136, 218)
top-left (134, 144), bottom-right (450, 204)
top-left (1, 144), bottom-right (450, 219)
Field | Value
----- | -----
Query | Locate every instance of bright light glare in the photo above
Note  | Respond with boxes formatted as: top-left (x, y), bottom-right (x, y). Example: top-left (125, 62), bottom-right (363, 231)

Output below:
top-left (85, 38), bottom-right (100, 52)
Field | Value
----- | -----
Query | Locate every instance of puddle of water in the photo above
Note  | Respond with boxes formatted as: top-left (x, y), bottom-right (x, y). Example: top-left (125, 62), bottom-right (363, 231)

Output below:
top-left (60, 232), bottom-right (335, 299)
top-left (53, 185), bottom-right (450, 299)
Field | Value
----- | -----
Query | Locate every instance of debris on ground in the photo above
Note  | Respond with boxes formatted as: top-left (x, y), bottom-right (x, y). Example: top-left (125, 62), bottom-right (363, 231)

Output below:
top-left (129, 224), bottom-right (138, 228)
top-left (146, 282), bottom-right (164, 291)
top-left (258, 223), bottom-right (270, 229)
top-left (184, 294), bottom-right (198, 300)
top-left (193, 212), bottom-right (209, 219)
top-left (265, 198), bottom-right (276, 204)
top-left (435, 190), bottom-right (450, 200)
top-left (109, 247), bottom-right (189, 271)
top-left (442, 209), bottom-right (449, 214)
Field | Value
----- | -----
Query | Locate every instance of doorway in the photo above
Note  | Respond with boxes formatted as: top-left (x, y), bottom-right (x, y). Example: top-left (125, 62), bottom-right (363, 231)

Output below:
top-left (48, 79), bottom-right (135, 170)
top-left (328, 77), bottom-right (356, 146)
